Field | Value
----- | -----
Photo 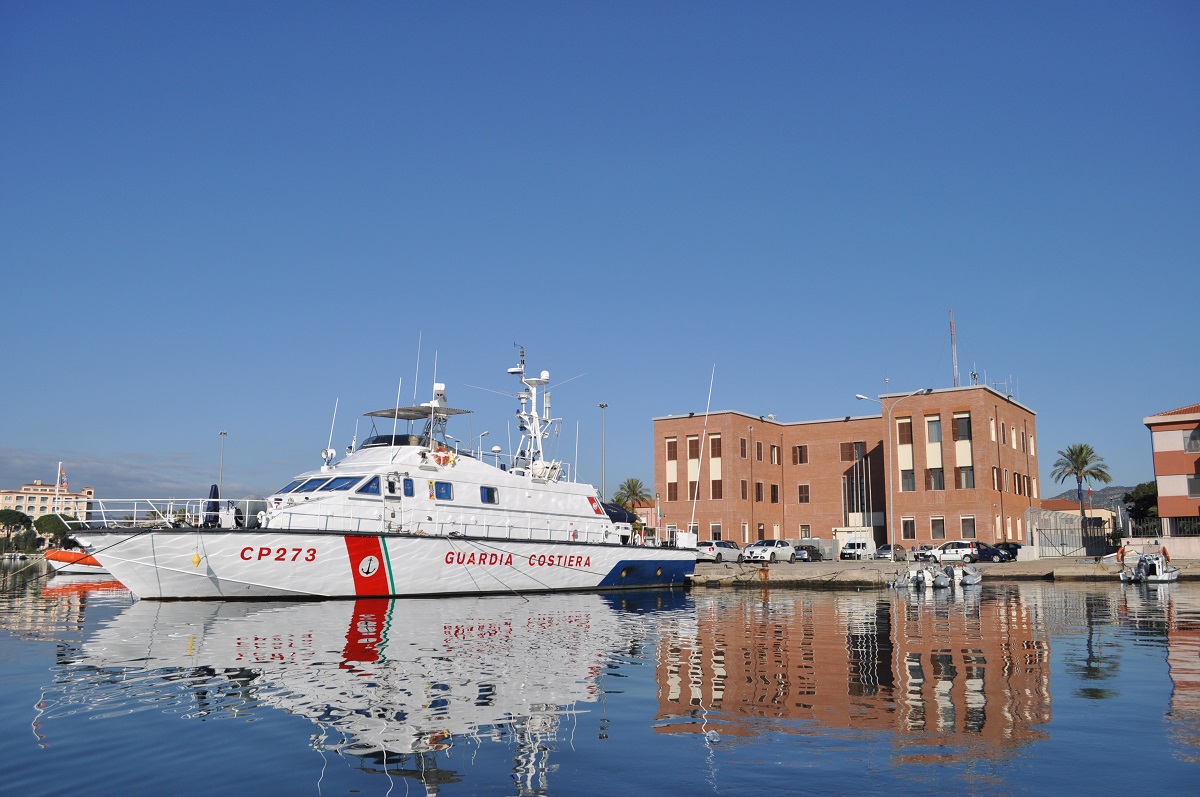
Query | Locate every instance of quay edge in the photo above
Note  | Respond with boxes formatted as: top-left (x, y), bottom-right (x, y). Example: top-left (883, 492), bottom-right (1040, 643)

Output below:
top-left (689, 558), bottom-right (1200, 590)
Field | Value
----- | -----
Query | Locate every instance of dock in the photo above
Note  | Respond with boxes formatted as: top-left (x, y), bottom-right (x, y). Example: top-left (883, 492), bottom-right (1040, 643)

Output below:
top-left (689, 557), bottom-right (1200, 590)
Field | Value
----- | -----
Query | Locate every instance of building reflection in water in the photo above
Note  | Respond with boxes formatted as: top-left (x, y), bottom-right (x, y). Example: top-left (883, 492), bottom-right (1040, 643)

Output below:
top-left (656, 585), bottom-right (1053, 759)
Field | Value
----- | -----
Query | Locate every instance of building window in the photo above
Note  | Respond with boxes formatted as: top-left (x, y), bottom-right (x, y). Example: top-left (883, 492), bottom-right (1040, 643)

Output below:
top-left (898, 418), bottom-right (913, 445)
top-left (666, 439), bottom-right (677, 461)
top-left (667, 482), bottom-right (678, 501)
top-left (992, 467), bottom-right (1000, 491)
top-left (800, 524), bottom-right (811, 538)
top-left (740, 480), bottom-right (748, 500)
top-left (953, 414), bottom-right (972, 441)
top-left (1004, 469), bottom-right (1010, 492)
top-left (1188, 475), bottom-right (1200, 499)
top-left (711, 479), bottom-right (723, 499)
top-left (1002, 423), bottom-right (1007, 445)
top-left (958, 467), bottom-right (975, 489)
top-left (688, 481), bottom-right (698, 500)
top-left (931, 517), bottom-right (946, 540)
top-left (710, 523), bottom-right (722, 541)
top-left (797, 484), bottom-right (810, 503)
top-left (1185, 428), bottom-right (1200, 453)
top-left (926, 416), bottom-right (942, 443)
top-left (756, 442), bottom-right (763, 461)
top-left (755, 482), bottom-right (764, 502)
top-left (961, 516), bottom-right (976, 539)
top-left (793, 444), bottom-right (808, 465)
top-left (710, 435), bottom-right (722, 458)
top-left (757, 523), bottom-right (765, 540)
top-left (770, 444), bottom-right (780, 465)
top-left (902, 518), bottom-right (916, 540)
top-left (927, 468), bottom-right (944, 491)
top-left (901, 470), bottom-right (915, 492)
top-left (840, 441), bottom-right (864, 462)
top-left (740, 438), bottom-right (747, 458)
top-left (688, 436), bottom-right (700, 459)
top-left (770, 484), bottom-right (779, 504)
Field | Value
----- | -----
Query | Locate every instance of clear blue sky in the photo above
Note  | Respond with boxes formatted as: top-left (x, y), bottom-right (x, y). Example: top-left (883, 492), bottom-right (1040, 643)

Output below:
top-left (2, 2), bottom-right (1196, 501)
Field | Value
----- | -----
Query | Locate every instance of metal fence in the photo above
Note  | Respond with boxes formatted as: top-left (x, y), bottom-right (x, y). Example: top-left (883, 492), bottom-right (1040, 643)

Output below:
top-left (1026, 507), bottom-right (1115, 558)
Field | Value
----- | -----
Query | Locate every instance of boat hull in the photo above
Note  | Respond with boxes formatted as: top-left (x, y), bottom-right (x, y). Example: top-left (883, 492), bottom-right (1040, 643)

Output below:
top-left (75, 529), bottom-right (694, 600)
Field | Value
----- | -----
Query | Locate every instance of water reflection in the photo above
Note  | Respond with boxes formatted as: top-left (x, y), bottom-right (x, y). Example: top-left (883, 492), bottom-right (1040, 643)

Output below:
top-left (13, 572), bottom-right (1200, 790)
top-left (39, 589), bottom-right (686, 791)
top-left (658, 585), bottom-right (1053, 759)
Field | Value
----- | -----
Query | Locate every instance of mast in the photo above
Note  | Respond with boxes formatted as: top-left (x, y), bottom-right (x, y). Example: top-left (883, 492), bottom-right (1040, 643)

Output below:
top-left (950, 309), bottom-right (960, 388)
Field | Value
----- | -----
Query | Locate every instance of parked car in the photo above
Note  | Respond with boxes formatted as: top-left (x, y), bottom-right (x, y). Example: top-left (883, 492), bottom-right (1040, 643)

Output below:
top-left (743, 539), bottom-right (796, 563)
top-left (839, 540), bottom-right (873, 560)
top-left (873, 544), bottom-right (907, 561)
top-left (925, 540), bottom-right (1012, 564)
top-left (696, 540), bottom-right (742, 563)
top-left (975, 542), bottom-right (1014, 563)
top-left (994, 542), bottom-right (1022, 560)
top-left (794, 544), bottom-right (824, 562)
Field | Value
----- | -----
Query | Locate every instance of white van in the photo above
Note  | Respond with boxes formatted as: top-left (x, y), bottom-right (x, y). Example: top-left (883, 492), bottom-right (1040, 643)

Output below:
top-left (839, 540), bottom-right (872, 560)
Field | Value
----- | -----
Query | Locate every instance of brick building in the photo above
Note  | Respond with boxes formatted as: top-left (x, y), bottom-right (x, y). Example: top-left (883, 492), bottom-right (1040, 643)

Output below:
top-left (653, 385), bottom-right (1039, 552)
top-left (1143, 403), bottom-right (1200, 532)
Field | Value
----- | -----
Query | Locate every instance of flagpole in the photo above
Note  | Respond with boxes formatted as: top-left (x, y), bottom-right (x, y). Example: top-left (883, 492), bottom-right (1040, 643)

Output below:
top-left (53, 461), bottom-right (62, 515)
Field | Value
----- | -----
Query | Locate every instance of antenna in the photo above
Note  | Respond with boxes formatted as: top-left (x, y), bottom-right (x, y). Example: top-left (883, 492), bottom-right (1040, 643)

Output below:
top-left (950, 309), bottom-right (959, 387)
top-left (323, 398), bottom-right (339, 467)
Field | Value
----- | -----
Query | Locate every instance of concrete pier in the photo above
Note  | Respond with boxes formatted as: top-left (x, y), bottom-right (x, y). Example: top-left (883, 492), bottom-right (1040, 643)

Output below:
top-left (689, 557), bottom-right (1200, 590)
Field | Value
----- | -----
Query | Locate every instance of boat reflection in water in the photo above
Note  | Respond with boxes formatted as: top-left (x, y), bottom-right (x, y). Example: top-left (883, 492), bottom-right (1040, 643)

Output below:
top-left (45, 591), bottom-right (687, 789)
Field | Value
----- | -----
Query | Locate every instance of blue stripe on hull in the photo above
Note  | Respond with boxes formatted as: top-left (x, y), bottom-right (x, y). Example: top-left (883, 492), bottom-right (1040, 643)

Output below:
top-left (597, 559), bottom-right (693, 588)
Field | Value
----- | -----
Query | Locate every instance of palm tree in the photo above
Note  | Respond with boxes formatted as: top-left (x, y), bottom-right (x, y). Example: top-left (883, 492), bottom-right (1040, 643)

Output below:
top-left (1050, 443), bottom-right (1112, 521)
top-left (612, 478), bottom-right (651, 511)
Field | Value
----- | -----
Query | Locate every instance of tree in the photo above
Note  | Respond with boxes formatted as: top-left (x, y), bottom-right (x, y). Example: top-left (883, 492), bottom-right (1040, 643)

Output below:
top-left (0, 509), bottom-right (32, 531)
top-left (1050, 444), bottom-right (1113, 521)
top-left (33, 514), bottom-right (74, 547)
top-left (1123, 482), bottom-right (1158, 521)
top-left (612, 478), bottom-right (651, 511)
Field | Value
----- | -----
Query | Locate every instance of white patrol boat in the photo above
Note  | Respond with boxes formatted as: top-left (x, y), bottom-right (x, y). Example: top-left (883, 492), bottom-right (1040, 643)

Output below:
top-left (74, 353), bottom-right (697, 599)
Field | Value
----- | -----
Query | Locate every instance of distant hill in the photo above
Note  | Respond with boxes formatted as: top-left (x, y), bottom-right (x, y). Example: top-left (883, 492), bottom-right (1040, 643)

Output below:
top-left (1049, 485), bottom-right (1132, 505)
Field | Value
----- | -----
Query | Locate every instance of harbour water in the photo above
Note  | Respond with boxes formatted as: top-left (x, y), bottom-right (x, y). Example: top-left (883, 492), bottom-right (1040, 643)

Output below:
top-left (2, 561), bottom-right (1198, 795)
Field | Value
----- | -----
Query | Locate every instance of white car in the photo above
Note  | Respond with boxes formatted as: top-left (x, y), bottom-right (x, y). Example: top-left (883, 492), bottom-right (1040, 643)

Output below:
top-left (696, 540), bottom-right (742, 563)
top-left (743, 540), bottom-right (796, 564)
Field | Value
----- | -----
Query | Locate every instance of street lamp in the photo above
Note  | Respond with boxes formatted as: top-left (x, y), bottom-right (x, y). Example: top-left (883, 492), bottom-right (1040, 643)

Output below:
top-left (854, 389), bottom-right (931, 561)
top-left (598, 403), bottom-right (608, 500)
top-left (218, 431), bottom-right (228, 498)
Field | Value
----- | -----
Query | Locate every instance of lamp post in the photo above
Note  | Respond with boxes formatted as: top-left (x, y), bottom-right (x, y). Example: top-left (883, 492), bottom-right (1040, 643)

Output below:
top-left (598, 403), bottom-right (608, 500)
top-left (218, 431), bottom-right (228, 498)
top-left (854, 389), bottom-right (931, 561)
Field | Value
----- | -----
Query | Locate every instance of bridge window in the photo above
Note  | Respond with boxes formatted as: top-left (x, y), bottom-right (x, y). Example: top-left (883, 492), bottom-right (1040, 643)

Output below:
top-left (321, 476), bottom-right (360, 491)
top-left (480, 486), bottom-right (499, 504)
top-left (295, 478), bottom-right (332, 493)
top-left (356, 476), bottom-right (381, 495)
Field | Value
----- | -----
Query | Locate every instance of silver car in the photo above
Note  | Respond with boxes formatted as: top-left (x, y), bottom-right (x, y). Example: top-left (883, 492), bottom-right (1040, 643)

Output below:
top-left (696, 540), bottom-right (742, 563)
top-left (743, 539), bottom-right (796, 564)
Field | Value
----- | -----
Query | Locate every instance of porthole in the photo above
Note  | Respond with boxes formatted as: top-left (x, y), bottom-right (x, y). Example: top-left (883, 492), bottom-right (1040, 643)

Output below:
top-left (620, 567), bottom-right (631, 579)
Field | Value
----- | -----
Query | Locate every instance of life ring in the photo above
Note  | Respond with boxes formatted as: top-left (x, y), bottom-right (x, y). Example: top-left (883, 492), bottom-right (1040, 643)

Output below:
top-left (1116, 546), bottom-right (1125, 564)
top-left (432, 446), bottom-right (450, 466)
top-left (1162, 546), bottom-right (1170, 562)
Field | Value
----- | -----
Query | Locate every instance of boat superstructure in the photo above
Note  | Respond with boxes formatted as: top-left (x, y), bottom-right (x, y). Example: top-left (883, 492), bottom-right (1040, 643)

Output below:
top-left (73, 353), bottom-right (697, 599)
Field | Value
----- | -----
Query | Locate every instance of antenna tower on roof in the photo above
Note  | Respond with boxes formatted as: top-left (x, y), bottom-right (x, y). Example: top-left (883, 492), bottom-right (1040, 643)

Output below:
top-left (950, 309), bottom-right (960, 388)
